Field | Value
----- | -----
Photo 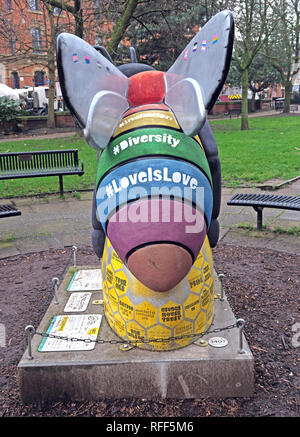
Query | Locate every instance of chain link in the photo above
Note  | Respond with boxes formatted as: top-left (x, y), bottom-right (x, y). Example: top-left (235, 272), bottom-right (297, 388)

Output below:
top-left (35, 322), bottom-right (238, 346)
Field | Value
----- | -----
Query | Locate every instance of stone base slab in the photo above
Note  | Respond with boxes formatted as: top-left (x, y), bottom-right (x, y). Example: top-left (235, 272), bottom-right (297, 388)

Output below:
top-left (18, 266), bottom-right (254, 403)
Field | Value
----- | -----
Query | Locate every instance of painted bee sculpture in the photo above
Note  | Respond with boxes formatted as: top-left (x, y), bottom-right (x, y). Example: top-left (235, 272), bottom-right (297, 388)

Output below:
top-left (57, 11), bottom-right (234, 350)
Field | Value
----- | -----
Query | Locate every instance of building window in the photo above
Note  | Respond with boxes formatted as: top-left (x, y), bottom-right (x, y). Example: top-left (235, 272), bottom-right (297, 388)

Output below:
top-left (11, 72), bottom-right (20, 89)
top-left (27, 0), bottom-right (39, 11)
top-left (34, 70), bottom-right (45, 86)
top-left (30, 27), bottom-right (42, 53)
top-left (6, 0), bottom-right (12, 11)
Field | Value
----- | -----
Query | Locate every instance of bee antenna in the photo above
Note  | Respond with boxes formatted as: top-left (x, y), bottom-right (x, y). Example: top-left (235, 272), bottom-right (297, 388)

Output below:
top-left (93, 45), bottom-right (114, 65)
top-left (130, 46), bottom-right (138, 63)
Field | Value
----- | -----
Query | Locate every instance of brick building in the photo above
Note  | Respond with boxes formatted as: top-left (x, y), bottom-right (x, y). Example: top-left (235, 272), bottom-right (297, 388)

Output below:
top-left (0, 0), bottom-right (101, 90)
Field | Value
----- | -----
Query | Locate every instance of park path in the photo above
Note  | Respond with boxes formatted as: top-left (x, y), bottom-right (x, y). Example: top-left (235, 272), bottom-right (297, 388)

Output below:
top-left (0, 179), bottom-right (299, 260)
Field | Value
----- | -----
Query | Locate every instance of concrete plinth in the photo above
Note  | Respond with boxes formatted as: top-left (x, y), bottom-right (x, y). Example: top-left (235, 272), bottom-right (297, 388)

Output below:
top-left (18, 266), bottom-right (254, 403)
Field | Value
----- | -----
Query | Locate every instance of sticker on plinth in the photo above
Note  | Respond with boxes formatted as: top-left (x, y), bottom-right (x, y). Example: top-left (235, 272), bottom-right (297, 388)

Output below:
top-left (208, 336), bottom-right (228, 348)
top-left (38, 314), bottom-right (102, 352)
top-left (64, 292), bottom-right (92, 312)
top-left (67, 269), bottom-right (103, 291)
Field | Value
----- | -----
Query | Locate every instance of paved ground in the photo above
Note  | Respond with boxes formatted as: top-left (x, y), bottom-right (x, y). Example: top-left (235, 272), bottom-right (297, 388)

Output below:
top-left (0, 178), bottom-right (299, 260)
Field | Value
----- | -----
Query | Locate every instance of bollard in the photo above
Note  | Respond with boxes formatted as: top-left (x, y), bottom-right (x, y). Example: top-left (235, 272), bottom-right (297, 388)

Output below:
top-left (218, 273), bottom-right (225, 301)
top-left (237, 318), bottom-right (246, 354)
top-left (25, 325), bottom-right (35, 360)
top-left (52, 277), bottom-right (60, 304)
top-left (72, 245), bottom-right (77, 268)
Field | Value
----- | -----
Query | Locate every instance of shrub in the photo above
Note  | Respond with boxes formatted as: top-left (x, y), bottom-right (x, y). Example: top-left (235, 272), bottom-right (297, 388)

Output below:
top-left (0, 96), bottom-right (23, 132)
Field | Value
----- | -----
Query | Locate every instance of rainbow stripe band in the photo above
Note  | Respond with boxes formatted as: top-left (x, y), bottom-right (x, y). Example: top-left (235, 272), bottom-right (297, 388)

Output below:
top-left (96, 157), bottom-right (213, 232)
top-left (96, 128), bottom-right (212, 187)
top-left (113, 109), bottom-right (180, 138)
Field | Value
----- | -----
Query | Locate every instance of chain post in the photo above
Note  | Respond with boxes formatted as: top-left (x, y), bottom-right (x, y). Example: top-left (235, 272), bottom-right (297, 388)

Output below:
top-left (72, 246), bottom-right (77, 268)
top-left (237, 318), bottom-right (246, 354)
top-left (52, 277), bottom-right (59, 304)
top-left (25, 325), bottom-right (35, 360)
top-left (218, 273), bottom-right (226, 301)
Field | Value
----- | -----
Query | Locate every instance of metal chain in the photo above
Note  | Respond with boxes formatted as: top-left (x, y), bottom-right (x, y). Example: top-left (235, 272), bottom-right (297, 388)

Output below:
top-left (34, 322), bottom-right (238, 346)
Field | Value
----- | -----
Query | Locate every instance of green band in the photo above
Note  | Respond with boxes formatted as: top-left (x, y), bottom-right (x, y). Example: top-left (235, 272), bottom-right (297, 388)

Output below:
top-left (97, 128), bottom-right (212, 186)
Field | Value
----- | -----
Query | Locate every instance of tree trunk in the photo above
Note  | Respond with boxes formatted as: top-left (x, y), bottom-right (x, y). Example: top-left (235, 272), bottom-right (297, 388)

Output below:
top-left (241, 68), bottom-right (249, 130)
top-left (74, 0), bottom-right (83, 38)
top-left (45, 1), bottom-right (83, 37)
top-left (106, 0), bottom-right (139, 56)
top-left (47, 5), bottom-right (56, 129)
top-left (283, 80), bottom-right (291, 113)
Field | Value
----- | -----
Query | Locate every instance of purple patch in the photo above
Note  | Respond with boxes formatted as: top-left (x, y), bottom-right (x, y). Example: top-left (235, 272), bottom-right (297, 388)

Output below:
top-left (107, 198), bottom-right (207, 264)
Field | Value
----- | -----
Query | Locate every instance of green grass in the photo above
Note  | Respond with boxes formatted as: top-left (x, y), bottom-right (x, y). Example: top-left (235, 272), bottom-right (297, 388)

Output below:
top-left (274, 226), bottom-right (300, 236)
top-left (237, 222), bottom-right (266, 231)
top-left (211, 116), bottom-right (300, 187)
top-left (0, 115), bottom-right (299, 197)
top-left (1, 233), bottom-right (15, 242)
top-left (237, 223), bottom-right (300, 236)
top-left (0, 134), bottom-right (97, 197)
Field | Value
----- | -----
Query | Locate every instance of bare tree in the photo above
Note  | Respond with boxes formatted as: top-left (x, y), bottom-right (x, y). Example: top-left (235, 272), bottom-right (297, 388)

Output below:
top-left (43, 2), bottom-right (56, 128)
top-left (265, 0), bottom-right (300, 112)
top-left (230, 0), bottom-right (268, 130)
top-left (0, 0), bottom-right (142, 130)
top-left (44, 0), bottom-right (84, 37)
top-left (105, 0), bottom-right (139, 56)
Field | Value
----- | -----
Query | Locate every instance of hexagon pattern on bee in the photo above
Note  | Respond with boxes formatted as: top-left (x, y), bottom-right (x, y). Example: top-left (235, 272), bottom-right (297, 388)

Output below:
top-left (102, 237), bottom-right (214, 350)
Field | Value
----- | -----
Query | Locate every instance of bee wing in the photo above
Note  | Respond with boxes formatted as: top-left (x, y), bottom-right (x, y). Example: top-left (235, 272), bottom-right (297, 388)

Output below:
top-left (56, 33), bottom-right (129, 130)
top-left (165, 10), bottom-right (234, 134)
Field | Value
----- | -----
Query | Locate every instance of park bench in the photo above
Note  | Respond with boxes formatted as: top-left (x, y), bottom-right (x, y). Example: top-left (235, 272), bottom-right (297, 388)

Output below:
top-left (290, 105), bottom-right (298, 112)
top-left (225, 108), bottom-right (241, 118)
top-left (0, 149), bottom-right (84, 197)
top-left (0, 204), bottom-right (21, 218)
top-left (227, 193), bottom-right (300, 229)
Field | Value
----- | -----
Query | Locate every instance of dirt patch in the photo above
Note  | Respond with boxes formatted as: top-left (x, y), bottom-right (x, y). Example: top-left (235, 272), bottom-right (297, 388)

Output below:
top-left (0, 244), bottom-right (299, 417)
